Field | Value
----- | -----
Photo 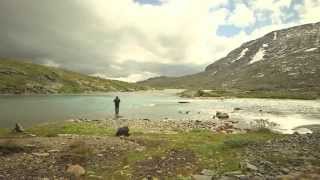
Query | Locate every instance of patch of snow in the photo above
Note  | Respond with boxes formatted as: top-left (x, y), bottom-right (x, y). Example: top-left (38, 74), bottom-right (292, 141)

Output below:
top-left (262, 43), bottom-right (269, 48)
top-left (211, 71), bottom-right (217, 76)
top-left (249, 48), bottom-right (265, 64)
top-left (273, 32), bottom-right (277, 40)
top-left (233, 48), bottom-right (249, 62)
top-left (305, 47), bottom-right (317, 52)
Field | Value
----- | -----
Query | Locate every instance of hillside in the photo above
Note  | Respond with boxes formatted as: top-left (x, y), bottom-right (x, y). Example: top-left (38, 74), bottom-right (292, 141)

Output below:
top-left (0, 59), bottom-right (145, 94)
top-left (139, 22), bottom-right (320, 97)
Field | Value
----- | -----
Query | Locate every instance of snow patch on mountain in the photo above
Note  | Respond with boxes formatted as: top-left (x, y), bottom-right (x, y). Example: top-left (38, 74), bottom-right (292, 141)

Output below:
top-left (305, 47), bottom-right (317, 52)
top-left (249, 48), bottom-right (265, 64)
top-left (273, 32), bottom-right (277, 40)
top-left (233, 48), bottom-right (249, 62)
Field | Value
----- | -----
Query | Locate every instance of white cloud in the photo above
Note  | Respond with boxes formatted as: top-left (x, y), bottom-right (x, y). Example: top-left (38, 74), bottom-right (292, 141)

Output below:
top-left (227, 4), bottom-right (256, 27)
top-left (82, 0), bottom-right (230, 65)
top-left (298, 0), bottom-right (320, 23)
top-left (92, 71), bottom-right (159, 83)
top-left (0, 0), bottom-right (319, 79)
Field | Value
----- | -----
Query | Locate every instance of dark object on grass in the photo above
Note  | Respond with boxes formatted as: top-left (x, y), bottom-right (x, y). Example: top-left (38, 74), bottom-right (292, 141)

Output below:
top-left (116, 126), bottom-right (130, 137)
top-left (13, 123), bottom-right (24, 133)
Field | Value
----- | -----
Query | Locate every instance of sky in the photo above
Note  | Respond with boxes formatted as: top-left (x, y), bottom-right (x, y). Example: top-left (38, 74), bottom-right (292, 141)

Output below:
top-left (0, 0), bottom-right (319, 82)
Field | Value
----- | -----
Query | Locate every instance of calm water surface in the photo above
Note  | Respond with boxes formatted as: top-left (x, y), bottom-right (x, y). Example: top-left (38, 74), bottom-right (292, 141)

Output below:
top-left (1, 90), bottom-right (320, 133)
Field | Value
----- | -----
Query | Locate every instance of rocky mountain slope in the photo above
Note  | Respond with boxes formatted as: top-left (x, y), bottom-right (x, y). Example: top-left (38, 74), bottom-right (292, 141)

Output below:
top-left (139, 22), bottom-right (320, 93)
top-left (0, 59), bottom-right (145, 94)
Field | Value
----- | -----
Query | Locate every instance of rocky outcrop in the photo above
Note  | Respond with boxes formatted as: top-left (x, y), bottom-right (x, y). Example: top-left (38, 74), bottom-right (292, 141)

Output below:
top-left (13, 123), bottom-right (24, 133)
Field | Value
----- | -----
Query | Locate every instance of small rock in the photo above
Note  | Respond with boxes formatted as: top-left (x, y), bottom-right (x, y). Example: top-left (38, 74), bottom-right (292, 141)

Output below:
top-left (48, 149), bottom-right (59, 153)
top-left (192, 174), bottom-right (212, 180)
top-left (88, 175), bottom-right (103, 179)
top-left (178, 101), bottom-right (190, 104)
top-left (281, 168), bottom-right (290, 174)
top-left (27, 133), bottom-right (36, 137)
top-left (66, 164), bottom-right (86, 178)
top-left (224, 170), bottom-right (243, 176)
top-left (136, 147), bottom-right (145, 152)
top-left (201, 169), bottom-right (215, 176)
top-left (246, 162), bottom-right (258, 171)
top-left (276, 175), bottom-right (295, 180)
top-left (216, 112), bottom-right (229, 119)
top-left (156, 170), bottom-right (162, 174)
top-left (32, 153), bottom-right (50, 157)
top-left (218, 176), bottom-right (237, 180)
top-left (97, 154), bottom-right (103, 157)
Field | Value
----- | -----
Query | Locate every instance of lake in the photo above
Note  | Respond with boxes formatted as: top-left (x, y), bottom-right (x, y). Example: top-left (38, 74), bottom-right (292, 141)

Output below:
top-left (1, 89), bottom-right (320, 133)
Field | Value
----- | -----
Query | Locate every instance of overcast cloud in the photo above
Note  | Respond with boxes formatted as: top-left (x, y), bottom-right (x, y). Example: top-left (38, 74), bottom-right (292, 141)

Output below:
top-left (0, 0), bottom-right (319, 82)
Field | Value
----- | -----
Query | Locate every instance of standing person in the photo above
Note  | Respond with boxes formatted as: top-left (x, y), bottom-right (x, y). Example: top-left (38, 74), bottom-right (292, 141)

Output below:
top-left (113, 96), bottom-right (121, 116)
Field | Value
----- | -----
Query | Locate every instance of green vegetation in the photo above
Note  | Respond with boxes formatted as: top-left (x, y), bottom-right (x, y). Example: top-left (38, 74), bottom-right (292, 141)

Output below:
top-left (179, 89), bottom-right (319, 100)
top-left (0, 128), bottom-right (10, 137)
top-left (26, 122), bottom-right (115, 137)
top-left (0, 58), bottom-right (146, 94)
top-left (0, 121), bottom-right (283, 178)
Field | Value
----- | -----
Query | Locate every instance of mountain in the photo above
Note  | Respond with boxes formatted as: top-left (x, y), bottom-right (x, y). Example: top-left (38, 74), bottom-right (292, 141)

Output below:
top-left (139, 22), bottom-right (320, 96)
top-left (0, 59), bottom-right (145, 94)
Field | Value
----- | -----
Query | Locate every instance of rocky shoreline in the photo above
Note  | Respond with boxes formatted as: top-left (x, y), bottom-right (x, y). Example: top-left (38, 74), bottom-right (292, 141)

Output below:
top-left (0, 119), bottom-right (319, 179)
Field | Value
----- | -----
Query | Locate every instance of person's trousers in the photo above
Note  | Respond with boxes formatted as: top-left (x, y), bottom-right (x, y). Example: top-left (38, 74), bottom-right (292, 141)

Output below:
top-left (115, 107), bottom-right (119, 115)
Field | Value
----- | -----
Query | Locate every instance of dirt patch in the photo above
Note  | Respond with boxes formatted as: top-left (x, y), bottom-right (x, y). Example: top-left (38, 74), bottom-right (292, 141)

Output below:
top-left (133, 149), bottom-right (198, 179)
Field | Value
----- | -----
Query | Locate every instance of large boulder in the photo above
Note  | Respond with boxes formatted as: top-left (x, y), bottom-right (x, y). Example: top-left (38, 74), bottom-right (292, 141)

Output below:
top-left (66, 164), bottom-right (86, 178)
top-left (13, 123), bottom-right (24, 133)
top-left (116, 126), bottom-right (130, 137)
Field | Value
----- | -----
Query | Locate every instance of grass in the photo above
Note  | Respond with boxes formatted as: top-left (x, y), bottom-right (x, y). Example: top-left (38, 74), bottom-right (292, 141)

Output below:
top-left (126, 129), bottom-right (282, 175)
top-left (1, 122), bottom-right (284, 178)
top-left (0, 128), bottom-right (11, 137)
top-left (26, 122), bottom-right (115, 137)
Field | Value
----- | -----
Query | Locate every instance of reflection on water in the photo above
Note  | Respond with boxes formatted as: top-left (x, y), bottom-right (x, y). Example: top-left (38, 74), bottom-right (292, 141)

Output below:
top-left (0, 90), bottom-right (319, 133)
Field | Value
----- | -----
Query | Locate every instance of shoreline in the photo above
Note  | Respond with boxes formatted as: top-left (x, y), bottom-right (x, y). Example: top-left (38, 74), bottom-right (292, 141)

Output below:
top-left (2, 116), bottom-right (320, 137)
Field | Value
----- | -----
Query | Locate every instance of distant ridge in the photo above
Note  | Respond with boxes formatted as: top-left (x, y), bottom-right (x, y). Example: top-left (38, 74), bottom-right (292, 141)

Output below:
top-left (0, 59), bottom-right (145, 94)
